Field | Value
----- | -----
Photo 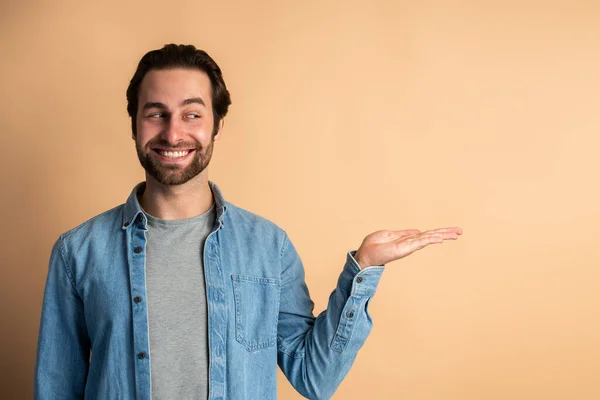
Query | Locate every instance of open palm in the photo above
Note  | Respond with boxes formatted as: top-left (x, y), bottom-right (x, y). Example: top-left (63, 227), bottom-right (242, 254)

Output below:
top-left (353, 227), bottom-right (463, 268)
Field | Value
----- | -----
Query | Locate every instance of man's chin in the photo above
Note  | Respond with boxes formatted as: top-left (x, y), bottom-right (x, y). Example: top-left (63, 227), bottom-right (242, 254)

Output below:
top-left (139, 154), bottom-right (208, 186)
top-left (152, 175), bottom-right (192, 186)
top-left (146, 168), bottom-right (203, 186)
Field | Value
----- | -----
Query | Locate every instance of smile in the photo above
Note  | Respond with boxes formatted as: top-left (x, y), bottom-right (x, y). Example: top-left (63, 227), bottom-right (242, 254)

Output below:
top-left (153, 149), bottom-right (193, 159)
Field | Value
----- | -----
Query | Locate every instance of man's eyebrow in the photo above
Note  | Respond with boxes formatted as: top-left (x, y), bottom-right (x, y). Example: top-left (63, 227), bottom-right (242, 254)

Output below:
top-left (141, 98), bottom-right (206, 112)
top-left (182, 97), bottom-right (206, 107)
top-left (141, 102), bottom-right (168, 111)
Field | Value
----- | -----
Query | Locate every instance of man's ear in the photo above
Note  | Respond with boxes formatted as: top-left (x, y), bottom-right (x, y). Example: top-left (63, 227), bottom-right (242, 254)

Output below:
top-left (214, 118), bottom-right (225, 141)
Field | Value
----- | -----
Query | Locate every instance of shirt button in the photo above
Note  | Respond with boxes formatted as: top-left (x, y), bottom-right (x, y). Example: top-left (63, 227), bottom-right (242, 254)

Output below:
top-left (356, 277), bottom-right (363, 283)
top-left (133, 296), bottom-right (143, 304)
top-left (136, 215), bottom-right (143, 223)
top-left (137, 352), bottom-right (147, 359)
top-left (346, 311), bottom-right (354, 318)
top-left (134, 247), bottom-right (143, 254)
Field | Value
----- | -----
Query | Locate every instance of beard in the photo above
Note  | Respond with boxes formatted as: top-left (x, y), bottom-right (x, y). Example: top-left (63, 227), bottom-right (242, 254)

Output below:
top-left (135, 137), bottom-right (214, 186)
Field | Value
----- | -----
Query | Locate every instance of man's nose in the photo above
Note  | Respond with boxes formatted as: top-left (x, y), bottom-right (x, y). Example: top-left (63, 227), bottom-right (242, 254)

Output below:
top-left (161, 117), bottom-right (185, 144)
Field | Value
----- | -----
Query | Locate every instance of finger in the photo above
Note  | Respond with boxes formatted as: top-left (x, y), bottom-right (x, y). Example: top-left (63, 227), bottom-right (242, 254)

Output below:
top-left (425, 231), bottom-right (459, 241)
top-left (420, 227), bottom-right (463, 236)
top-left (404, 234), bottom-right (444, 251)
top-left (403, 231), bottom-right (457, 247)
top-left (437, 231), bottom-right (460, 240)
top-left (394, 231), bottom-right (424, 243)
top-left (430, 227), bottom-right (463, 235)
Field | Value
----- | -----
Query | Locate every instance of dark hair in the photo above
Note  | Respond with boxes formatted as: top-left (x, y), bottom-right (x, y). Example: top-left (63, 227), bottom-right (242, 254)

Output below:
top-left (126, 44), bottom-right (231, 137)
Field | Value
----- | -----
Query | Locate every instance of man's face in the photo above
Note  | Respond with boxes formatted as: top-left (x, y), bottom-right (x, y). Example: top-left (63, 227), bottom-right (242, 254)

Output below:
top-left (135, 68), bottom-right (221, 186)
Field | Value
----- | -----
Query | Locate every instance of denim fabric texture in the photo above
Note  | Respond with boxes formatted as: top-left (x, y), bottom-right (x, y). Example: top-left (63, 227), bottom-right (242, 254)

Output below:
top-left (35, 182), bottom-right (384, 400)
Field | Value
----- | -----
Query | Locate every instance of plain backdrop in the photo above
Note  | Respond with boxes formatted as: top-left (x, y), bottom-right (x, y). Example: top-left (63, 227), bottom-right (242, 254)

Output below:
top-left (1, 1), bottom-right (600, 399)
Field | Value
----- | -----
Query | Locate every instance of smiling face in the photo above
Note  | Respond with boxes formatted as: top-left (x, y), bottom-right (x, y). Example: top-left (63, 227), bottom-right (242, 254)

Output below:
top-left (134, 68), bottom-right (222, 186)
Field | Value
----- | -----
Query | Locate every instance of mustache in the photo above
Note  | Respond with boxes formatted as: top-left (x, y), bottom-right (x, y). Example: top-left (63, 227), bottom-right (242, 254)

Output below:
top-left (147, 138), bottom-right (201, 149)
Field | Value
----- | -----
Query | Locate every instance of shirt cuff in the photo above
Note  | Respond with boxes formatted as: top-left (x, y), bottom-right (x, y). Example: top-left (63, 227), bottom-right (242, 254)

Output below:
top-left (348, 250), bottom-right (385, 271)
top-left (337, 251), bottom-right (385, 298)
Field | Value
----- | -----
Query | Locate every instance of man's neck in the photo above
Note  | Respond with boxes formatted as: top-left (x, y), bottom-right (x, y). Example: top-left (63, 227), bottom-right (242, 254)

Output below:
top-left (139, 174), bottom-right (214, 220)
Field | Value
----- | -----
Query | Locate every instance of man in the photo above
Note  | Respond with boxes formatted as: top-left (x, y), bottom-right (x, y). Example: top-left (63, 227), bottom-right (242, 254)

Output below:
top-left (34, 44), bottom-right (462, 400)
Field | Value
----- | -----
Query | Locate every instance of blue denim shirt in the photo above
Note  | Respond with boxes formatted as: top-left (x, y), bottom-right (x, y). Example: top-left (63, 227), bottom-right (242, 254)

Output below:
top-left (35, 182), bottom-right (384, 400)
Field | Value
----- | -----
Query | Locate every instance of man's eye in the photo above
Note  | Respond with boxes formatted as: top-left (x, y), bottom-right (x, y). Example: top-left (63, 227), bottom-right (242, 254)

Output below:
top-left (186, 113), bottom-right (200, 119)
top-left (148, 113), bottom-right (165, 118)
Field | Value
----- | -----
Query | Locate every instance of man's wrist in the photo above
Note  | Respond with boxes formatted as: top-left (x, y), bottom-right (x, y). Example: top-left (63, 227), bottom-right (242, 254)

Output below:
top-left (352, 251), bottom-right (368, 269)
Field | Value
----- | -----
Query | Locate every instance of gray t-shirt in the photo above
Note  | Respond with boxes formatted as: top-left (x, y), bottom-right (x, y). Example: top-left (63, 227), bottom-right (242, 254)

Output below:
top-left (144, 205), bottom-right (215, 399)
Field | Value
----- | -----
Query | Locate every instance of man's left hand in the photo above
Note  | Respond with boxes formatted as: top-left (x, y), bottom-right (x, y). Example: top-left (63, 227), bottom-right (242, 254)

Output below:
top-left (353, 227), bottom-right (463, 269)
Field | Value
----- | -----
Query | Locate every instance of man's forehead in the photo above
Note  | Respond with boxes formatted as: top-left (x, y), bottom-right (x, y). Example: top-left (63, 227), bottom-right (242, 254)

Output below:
top-left (139, 68), bottom-right (212, 100)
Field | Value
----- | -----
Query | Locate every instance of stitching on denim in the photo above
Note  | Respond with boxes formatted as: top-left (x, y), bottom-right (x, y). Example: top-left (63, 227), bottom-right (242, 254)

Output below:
top-left (232, 275), bottom-right (280, 352)
top-left (330, 297), bottom-right (357, 353)
top-left (58, 235), bottom-right (79, 294)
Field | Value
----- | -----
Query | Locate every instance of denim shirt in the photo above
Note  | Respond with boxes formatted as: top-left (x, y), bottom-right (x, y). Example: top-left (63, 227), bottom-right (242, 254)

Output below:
top-left (35, 182), bottom-right (384, 400)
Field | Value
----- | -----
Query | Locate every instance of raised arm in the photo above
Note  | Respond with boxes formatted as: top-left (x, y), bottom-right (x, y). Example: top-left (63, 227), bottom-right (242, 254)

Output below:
top-left (276, 227), bottom-right (462, 399)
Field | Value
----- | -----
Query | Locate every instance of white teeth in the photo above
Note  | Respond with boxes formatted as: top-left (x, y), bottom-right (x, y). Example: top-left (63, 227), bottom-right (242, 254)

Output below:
top-left (158, 150), bottom-right (190, 158)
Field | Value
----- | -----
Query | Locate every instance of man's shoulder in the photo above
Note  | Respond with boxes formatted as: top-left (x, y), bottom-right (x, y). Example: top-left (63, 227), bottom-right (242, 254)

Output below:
top-left (59, 204), bottom-right (125, 244)
top-left (224, 201), bottom-right (286, 236)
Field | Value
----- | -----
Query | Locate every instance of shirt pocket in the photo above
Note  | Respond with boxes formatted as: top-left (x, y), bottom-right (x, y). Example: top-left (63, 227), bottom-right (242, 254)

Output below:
top-left (231, 274), bottom-right (281, 352)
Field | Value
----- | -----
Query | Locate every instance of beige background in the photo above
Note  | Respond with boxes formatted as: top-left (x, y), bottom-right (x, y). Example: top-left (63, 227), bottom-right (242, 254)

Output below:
top-left (2, 1), bottom-right (600, 399)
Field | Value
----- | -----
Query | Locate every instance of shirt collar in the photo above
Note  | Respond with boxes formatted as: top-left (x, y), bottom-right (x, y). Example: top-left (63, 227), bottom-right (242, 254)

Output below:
top-left (121, 181), bottom-right (228, 229)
